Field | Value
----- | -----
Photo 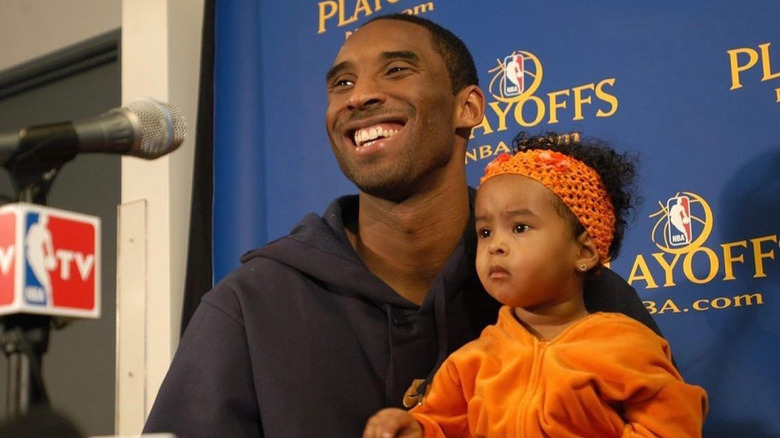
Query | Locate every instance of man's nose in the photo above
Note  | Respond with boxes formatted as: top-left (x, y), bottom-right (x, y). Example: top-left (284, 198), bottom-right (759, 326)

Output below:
top-left (346, 78), bottom-right (385, 111)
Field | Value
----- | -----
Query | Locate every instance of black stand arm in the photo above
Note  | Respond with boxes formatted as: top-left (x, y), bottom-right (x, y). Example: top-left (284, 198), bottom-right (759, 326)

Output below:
top-left (1, 139), bottom-right (75, 419)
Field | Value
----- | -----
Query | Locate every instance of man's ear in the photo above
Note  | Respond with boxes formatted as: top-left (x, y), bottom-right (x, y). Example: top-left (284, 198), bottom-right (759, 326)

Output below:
top-left (454, 85), bottom-right (485, 129)
top-left (575, 231), bottom-right (601, 272)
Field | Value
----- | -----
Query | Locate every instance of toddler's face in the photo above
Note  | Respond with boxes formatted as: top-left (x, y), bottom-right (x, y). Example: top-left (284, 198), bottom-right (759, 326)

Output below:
top-left (475, 174), bottom-right (583, 309)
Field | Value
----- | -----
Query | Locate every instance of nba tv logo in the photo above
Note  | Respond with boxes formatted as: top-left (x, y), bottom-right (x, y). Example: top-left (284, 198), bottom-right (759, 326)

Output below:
top-left (667, 195), bottom-right (692, 246)
top-left (0, 204), bottom-right (100, 318)
top-left (23, 211), bottom-right (96, 309)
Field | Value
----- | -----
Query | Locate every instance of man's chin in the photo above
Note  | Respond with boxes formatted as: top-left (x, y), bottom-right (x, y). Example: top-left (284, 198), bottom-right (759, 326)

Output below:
top-left (353, 178), bottom-right (414, 204)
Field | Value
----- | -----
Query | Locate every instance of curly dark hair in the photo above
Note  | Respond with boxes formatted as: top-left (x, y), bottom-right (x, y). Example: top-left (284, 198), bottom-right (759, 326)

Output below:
top-left (511, 131), bottom-right (640, 261)
top-left (364, 14), bottom-right (479, 94)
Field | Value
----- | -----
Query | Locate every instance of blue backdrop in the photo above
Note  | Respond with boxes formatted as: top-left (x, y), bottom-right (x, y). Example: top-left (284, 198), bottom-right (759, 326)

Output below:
top-left (213, 1), bottom-right (780, 435)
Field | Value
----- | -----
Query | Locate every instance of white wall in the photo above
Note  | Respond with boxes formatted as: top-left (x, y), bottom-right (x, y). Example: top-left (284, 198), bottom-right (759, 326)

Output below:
top-left (0, 0), bottom-right (121, 72)
top-left (117, 0), bottom-right (202, 434)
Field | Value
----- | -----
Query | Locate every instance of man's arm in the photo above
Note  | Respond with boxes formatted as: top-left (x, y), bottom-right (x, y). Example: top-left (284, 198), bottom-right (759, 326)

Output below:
top-left (143, 288), bottom-right (261, 438)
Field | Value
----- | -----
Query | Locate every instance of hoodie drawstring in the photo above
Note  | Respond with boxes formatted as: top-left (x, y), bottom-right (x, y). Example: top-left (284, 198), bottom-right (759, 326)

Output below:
top-left (384, 303), bottom-right (396, 406)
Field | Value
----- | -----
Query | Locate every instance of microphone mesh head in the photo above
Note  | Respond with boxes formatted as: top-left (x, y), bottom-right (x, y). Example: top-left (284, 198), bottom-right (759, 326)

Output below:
top-left (123, 98), bottom-right (187, 158)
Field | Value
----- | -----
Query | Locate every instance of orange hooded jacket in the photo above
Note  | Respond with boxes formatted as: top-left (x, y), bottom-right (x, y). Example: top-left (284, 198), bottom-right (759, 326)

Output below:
top-left (411, 306), bottom-right (707, 437)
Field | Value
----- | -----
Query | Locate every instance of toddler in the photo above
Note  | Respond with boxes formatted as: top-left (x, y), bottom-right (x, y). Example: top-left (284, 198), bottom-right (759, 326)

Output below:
top-left (363, 132), bottom-right (707, 437)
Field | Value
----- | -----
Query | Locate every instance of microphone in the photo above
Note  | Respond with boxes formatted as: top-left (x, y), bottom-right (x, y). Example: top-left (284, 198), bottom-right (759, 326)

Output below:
top-left (0, 97), bottom-right (187, 169)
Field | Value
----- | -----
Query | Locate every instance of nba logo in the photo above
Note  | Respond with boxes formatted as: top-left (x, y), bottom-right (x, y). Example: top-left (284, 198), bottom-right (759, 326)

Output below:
top-left (503, 53), bottom-right (525, 97)
top-left (667, 195), bottom-right (692, 246)
top-left (0, 204), bottom-right (100, 318)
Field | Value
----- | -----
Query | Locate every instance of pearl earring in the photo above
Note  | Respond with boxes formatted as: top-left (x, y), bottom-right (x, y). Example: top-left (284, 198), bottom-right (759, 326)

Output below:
top-left (579, 264), bottom-right (587, 272)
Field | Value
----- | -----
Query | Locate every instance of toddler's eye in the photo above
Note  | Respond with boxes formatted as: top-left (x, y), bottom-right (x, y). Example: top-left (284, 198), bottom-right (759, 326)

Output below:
top-left (513, 224), bottom-right (530, 233)
top-left (477, 228), bottom-right (491, 239)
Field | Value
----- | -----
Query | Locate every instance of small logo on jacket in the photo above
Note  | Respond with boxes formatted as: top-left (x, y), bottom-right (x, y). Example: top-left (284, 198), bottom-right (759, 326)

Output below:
top-left (403, 378), bottom-right (428, 408)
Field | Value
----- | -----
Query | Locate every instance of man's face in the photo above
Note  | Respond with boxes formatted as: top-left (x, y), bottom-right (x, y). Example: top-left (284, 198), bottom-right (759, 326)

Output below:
top-left (325, 20), bottom-right (459, 201)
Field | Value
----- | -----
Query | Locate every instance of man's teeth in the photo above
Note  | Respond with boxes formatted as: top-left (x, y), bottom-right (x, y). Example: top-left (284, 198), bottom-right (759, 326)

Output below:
top-left (354, 127), bottom-right (399, 147)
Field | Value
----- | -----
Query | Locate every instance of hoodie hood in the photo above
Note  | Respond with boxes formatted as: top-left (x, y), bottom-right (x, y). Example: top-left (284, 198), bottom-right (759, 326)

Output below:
top-left (239, 191), bottom-right (495, 407)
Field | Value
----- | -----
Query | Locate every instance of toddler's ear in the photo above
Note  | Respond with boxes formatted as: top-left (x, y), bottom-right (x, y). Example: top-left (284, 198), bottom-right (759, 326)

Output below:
top-left (575, 231), bottom-right (600, 272)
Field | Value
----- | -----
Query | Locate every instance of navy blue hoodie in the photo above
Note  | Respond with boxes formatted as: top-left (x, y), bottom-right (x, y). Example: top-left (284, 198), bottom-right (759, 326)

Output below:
top-left (143, 193), bottom-right (660, 437)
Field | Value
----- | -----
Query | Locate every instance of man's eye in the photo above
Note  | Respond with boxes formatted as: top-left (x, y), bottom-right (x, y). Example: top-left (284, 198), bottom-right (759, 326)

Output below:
top-left (477, 228), bottom-right (491, 239)
top-left (513, 224), bottom-right (530, 233)
top-left (329, 78), bottom-right (354, 90)
top-left (386, 66), bottom-right (409, 75)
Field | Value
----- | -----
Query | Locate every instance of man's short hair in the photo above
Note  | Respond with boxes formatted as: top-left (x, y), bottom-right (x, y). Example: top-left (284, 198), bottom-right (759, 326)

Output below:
top-left (365, 14), bottom-right (479, 94)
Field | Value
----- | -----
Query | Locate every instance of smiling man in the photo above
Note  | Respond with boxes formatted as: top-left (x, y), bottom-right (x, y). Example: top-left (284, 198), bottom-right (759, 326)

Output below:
top-left (143, 15), bottom-right (660, 438)
top-left (324, 17), bottom-right (484, 306)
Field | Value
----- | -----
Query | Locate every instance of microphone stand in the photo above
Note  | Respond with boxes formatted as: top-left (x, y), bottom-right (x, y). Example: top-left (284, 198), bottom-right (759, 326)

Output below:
top-left (1, 151), bottom-right (71, 420)
top-left (1, 314), bottom-right (51, 419)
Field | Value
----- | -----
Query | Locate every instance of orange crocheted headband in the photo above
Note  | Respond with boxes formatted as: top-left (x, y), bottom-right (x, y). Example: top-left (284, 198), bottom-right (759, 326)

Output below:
top-left (480, 150), bottom-right (616, 262)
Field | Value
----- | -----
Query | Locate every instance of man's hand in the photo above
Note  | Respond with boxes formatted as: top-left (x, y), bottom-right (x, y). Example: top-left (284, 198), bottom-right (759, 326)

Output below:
top-left (363, 408), bottom-right (424, 438)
